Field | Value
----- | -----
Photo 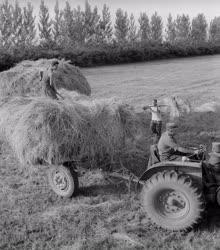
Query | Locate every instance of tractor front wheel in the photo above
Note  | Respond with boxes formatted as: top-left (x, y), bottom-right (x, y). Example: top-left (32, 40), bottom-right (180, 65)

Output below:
top-left (142, 171), bottom-right (205, 231)
top-left (48, 165), bottom-right (79, 198)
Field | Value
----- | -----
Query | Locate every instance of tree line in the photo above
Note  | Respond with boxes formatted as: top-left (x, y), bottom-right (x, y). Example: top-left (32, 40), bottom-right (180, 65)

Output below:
top-left (1, 0), bottom-right (220, 70)
top-left (1, 0), bottom-right (220, 49)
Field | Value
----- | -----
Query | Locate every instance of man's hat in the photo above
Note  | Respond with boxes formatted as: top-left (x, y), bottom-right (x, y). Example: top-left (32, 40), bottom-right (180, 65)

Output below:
top-left (166, 122), bottom-right (178, 130)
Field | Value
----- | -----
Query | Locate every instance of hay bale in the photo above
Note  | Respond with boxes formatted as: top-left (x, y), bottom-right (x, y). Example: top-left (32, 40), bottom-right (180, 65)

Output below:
top-left (0, 59), bottom-right (91, 98)
top-left (0, 95), bottom-right (149, 171)
top-left (162, 96), bottom-right (191, 120)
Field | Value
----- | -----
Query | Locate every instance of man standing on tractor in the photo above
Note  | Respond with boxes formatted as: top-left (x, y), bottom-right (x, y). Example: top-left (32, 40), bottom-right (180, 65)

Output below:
top-left (143, 99), bottom-right (165, 140)
top-left (158, 123), bottom-right (199, 161)
top-left (42, 60), bottom-right (64, 100)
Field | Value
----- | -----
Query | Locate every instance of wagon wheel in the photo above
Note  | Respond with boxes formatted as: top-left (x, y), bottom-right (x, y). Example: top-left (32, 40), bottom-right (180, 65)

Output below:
top-left (142, 171), bottom-right (205, 231)
top-left (48, 165), bottom-right (79, 198)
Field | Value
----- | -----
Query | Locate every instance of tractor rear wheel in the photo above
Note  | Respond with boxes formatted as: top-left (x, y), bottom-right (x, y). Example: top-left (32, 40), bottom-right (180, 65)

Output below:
top-left (48, 165), bottom-right (79, 198)
top-left (141, 171), bottom-right (205, 231)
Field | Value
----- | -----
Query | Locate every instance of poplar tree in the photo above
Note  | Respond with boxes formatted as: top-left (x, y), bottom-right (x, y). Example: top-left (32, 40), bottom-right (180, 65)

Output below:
top-left (53, 0), bottom-right (62, 46)
top-left (22, 2), bottom-right (36, 47)
top-left (83, 1), bottom-right (100, 44)
top-left (0, 0), bottom-right (13, 49)
top-left (114, 8), bottom-right (129, 44)
top-left (96, 4), bottom-right (113, 44)
top-left (175, 14), bottom-right (191, 44)
top-left (209, 17), bottom-right (220, 44)
top-left (138, 12), bottom-right (150, 43)
top-left (166, 13), bottom-right (176, 44)
top-left (11, 1), bottom-right (23, 47)
top-left (150, 12), bottom-right (163, 43)
top-left (72, 6), bottom-right (84, 45)
top-left (38, 0), bottom-right (52, 46)
top-left (191, 14), bottom-right (207, 45)
top-left (61, 1), bottom-right (75, 46)
top-left (128, 13), bottom-right (138, 45)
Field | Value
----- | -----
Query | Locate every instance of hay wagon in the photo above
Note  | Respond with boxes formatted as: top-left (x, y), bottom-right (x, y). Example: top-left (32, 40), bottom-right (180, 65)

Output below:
top-left (47, 144), bottom-right (220, 231)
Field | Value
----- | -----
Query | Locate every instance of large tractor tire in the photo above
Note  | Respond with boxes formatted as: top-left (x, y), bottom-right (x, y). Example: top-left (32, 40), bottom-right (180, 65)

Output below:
top-left (48, 165), bottom-right (79, 198)
top-left (141, 171), bottom-right (205, 231)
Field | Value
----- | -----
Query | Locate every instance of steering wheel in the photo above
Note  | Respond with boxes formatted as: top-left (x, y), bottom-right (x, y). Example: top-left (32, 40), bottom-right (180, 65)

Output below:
top-left (184, 144), bottom-right (206, 161)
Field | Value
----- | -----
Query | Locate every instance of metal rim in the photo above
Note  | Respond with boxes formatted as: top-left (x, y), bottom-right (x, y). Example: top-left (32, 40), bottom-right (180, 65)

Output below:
top-left (52, 169), bottom-right (71, 192)
top-left (155, 188), bottom-right (190, 220)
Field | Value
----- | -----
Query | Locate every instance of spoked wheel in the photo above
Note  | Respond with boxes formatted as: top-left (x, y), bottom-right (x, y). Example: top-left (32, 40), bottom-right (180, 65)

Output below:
top-left (48, 165), bottom-right (79, 198)
top-left (142, 171), bottom-right (205, 231)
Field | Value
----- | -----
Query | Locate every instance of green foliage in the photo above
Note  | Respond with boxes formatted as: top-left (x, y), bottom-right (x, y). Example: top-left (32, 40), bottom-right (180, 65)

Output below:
top-left (138, 12), bottom-right (150, 43)
top-left (175, 14), bottom-right (191, 44)
top-left (72, 6), bottom-right (84, 45)
top-left (53, 0), bottom-right (62, 46)
top-left (83, 1), bottom-right (100, 45)
top-left (2, 43), bottom-right (220, 72)
top-left (11, 1), bottom-right (23, 47)
top-left (209, 17), bottom-right (220, 44)
top-left (61, 1), bottom-right (75, 47)
top-left (0, 0), bottom-right (13, 49)
top-left (22, 2), bottom-right (36, 48)
top-left (191, 14), bottom-right (207, 45)
top-left (96, 4), bottom-right (113, 44)
top-left (114, 8), bottom-right (129, 44)
top-left (166, 14), bottom-right (176, 45)
top-left (38, 0), bottom-right (52, 47)
top-left (1, 1), bottom-right (220, 69)
top-left (150, 12), bottom-right (163, 44)
top-left (128, 14), bottom-right (138, 45)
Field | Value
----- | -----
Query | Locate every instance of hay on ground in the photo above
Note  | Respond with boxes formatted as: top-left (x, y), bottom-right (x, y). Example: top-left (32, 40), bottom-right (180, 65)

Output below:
top-left (0, 59), bottom-right (91, 98)
top-left (194, 102), bottom-right (220, 112)
top-left (161, 96), bottom-right (191, 120)
top-left (0, 94), bottom-right (149, 174)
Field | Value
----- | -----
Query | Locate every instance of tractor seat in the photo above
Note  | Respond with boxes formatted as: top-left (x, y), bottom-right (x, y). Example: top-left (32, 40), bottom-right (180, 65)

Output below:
top-left (148, 144), bottom-right (160, 167)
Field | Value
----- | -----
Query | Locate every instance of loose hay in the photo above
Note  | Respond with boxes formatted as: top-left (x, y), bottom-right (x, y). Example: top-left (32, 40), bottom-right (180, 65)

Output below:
top-left (194, 102), bottom-right (220, 113)
top-left (162, 96), bottom-right (191, 120)
top-left (0, 59), bottom-right (91, 98)
top-left (0, 95), bottom-right (149, 174)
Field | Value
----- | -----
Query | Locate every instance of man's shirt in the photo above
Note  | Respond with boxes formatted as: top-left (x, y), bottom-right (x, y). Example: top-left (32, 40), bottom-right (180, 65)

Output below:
top-left (150, 106), bottom-right (162, 121)
top-left (158, 131), bottom-right (178, 161)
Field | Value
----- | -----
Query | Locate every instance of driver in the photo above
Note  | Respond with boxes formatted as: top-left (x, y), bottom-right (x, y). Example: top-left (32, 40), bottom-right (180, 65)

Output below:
top-left (158, 122), bottom-right (198, 161)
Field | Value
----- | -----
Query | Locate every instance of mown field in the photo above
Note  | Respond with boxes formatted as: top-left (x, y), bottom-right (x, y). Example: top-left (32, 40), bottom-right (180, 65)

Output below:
top-left (1, 56), bottom-right (220, 250)
top-left (83, 54), bottom-right (220, 109)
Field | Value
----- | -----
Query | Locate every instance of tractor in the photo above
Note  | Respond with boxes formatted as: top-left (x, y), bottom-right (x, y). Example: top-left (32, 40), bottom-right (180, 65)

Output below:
top-left (47, 143), bottom-right (220, 231)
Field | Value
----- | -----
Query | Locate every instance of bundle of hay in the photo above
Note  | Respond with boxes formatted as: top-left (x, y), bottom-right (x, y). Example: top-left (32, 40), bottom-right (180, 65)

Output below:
top-left (0, 95), bottom-right (149, 174)
top-left (194, 102), bottom-right (220, 113)
top-left (0, 59), bottom-right (91, 98)
top-left (162, 96), bottom-right (191, 120)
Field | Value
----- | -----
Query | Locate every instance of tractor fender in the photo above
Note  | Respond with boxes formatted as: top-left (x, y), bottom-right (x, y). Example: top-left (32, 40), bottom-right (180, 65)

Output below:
top-left (139, 161), bottom-right (203, 185)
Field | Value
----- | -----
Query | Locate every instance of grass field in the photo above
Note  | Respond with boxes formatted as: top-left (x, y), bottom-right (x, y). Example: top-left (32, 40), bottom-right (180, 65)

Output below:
top-left (1, 56), bottom-right (220, 250)
top-left (83, 54), bottom-right (220, 109)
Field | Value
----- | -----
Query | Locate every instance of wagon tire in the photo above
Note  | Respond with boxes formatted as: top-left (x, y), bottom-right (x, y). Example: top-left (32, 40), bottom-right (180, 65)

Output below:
top-left (48, 165), bottom-right (79, 198)
top-left (141, 171), bottom-right (205, 231)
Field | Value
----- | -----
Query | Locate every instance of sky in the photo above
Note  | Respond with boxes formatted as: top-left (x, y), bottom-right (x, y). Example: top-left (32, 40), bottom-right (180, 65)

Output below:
top-left (5, 0), bottom-right (220, 23)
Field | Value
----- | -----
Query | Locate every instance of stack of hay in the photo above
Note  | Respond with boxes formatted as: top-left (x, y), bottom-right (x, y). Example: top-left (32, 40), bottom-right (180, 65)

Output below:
top-left (0, 95), bottom-right (149, 174)
top-left (0, 58), bottom-right (150, 175)
top-left (0, 59), bottom-right (91, 98)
